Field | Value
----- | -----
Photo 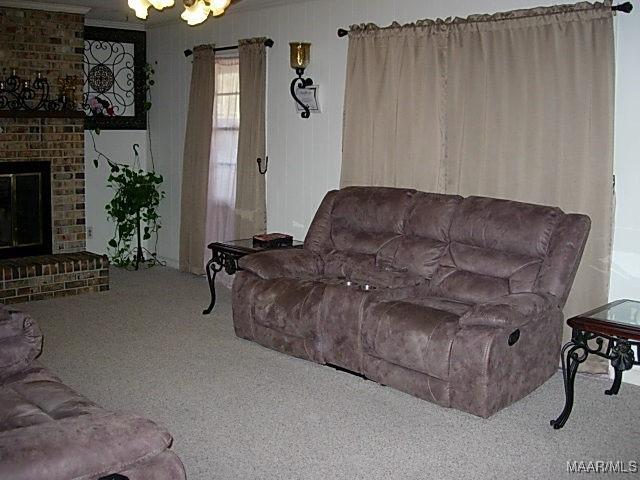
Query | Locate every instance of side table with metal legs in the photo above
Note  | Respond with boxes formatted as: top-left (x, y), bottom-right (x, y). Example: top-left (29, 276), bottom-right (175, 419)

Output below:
top-left (550, 299), bottom-right (640, 430)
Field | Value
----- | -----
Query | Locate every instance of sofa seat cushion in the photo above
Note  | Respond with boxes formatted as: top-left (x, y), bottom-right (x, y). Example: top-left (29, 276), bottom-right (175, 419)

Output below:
top-left (253, 278), bottom-right (324, 338)
top-left (0, 366), bottom-right (103, 431)
top-left (362, 301), bottom-right (461, 381)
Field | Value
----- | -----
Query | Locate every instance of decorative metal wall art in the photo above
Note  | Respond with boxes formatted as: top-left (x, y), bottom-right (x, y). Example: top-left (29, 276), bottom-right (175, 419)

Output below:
top-left (83, 27), bottom-right (147, 130)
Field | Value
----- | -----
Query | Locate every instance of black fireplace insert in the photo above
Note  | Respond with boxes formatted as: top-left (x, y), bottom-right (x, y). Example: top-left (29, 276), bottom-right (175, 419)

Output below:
top-left (0, 161), bottom-right (52, 259)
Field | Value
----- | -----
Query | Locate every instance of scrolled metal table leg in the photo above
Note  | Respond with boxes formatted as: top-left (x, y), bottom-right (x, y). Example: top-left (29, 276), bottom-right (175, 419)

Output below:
top-left (605, 368), bottom-right (623, 396)
top-left (203, 256), bottom-right (219, 315)
top-left (551, 340), bottom-right (587, 429)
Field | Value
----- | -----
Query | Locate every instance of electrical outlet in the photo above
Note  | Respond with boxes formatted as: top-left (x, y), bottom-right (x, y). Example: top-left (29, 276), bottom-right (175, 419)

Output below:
top-left (87, 226), bottom-right (93, 239)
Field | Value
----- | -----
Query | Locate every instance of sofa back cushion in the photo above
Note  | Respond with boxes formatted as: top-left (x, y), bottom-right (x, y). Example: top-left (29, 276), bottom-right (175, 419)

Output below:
top-left (429, 196), bottom-right (564, 304)
top-left (376, 192), bottom-right (462, 277)
top-left (330, 187), bottom-right (415, 255)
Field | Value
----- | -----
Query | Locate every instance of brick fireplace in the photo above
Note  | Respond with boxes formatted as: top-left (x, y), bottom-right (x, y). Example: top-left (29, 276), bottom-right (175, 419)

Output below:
top-left (0, 6), bottom-right (109, 304)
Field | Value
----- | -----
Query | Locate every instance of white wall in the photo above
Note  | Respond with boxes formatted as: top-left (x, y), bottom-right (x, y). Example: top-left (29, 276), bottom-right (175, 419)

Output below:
top-left (146, 0), bottom-right (640, 303)
top-left (84, 130), bottom-right (149, 254)
top-left (144, 0), bottom-right (639, 382)
top-left (82, 20), bottom-right (150, 256)
top-left (610, 11), bottom-right (640, 302)
top-left (609, 11), bottom-right (640, 386)
top-left (147, 0), bottom-right (580, 265)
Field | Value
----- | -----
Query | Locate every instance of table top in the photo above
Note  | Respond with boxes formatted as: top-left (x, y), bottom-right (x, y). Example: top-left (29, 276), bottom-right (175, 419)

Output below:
top-left (207, 238), bottom-right (304, 255)
top-left (568, 299), bottom-right (640, 341)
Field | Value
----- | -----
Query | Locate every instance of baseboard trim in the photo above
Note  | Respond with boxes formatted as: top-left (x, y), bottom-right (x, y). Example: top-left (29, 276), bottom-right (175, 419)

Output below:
top-left (158, 256), bottom-right (179, 269)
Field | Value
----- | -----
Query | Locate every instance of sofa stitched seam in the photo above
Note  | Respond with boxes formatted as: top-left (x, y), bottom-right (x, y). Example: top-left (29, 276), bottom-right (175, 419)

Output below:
top-left (507, 259), bottom-right (543, 293)
top-left (298, 283), bottom-right (321, 350)
top-left (426, 375), bottom-right (436, 402)
top-left (480, 333), bottom-right (495, 377)
top-left (449, 237), bottom-right (550, 259)
top-left (420, 320), bottom-right (450, 380)
top-left (371, 301), bottom-right (403, 355)
top-left (539, 210), bottom-right (563, 257)
top-left (376, 234), bottom-right (404, 259)
top-left (450, 241), bottom-right (543, 266)
top-left (356, 292), bottom-right (369, 373)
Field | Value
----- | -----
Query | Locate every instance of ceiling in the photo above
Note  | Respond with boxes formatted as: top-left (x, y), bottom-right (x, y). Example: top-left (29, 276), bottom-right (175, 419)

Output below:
top-left (8, 0), bottom-right (292, 26)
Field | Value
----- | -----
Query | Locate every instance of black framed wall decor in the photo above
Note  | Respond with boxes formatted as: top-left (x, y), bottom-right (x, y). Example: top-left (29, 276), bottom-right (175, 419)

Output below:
top-left (83, 27), bottom-right (147, 130)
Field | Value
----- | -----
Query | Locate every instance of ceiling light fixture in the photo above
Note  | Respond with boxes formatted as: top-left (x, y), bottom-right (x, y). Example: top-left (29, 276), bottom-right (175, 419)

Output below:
top-left (149, 0), bottom-right (175, 9)
top-left (128, 0), bottom-right (231, 25)
top-left (128, 0), bottom-right (151, 20)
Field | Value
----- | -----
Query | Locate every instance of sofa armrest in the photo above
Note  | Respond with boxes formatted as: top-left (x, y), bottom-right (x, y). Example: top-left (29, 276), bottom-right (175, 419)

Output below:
top-left (459, 293), bottom-right (559, 329)
top-left (0, 307), bottom-right (43, 378)
top-left (238, 249), bottom-right (324, 280)
top-left (0, 412), bottom-right (173, 480)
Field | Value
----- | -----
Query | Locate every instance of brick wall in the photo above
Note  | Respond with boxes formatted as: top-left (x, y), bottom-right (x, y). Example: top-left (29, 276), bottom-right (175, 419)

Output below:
top-left (0, 252), bottom-right (109, 304)
top-left (0, 7), bottom-right (84, 99)
top-left (0, 7), bottom-right (86, 253)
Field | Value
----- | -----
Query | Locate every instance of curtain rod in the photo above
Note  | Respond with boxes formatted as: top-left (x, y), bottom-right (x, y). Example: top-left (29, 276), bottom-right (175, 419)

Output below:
top-left (336, 2), bottom-right (633, 37)
top-left (184, 38), bottom-right (274, 57)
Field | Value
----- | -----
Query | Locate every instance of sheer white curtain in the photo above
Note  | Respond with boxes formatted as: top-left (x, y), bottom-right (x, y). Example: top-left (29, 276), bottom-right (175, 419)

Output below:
top-left (204, 57), bottom-right (240, 270)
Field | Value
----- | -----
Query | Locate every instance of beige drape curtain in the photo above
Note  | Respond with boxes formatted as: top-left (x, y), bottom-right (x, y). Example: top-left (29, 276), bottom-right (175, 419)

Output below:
top-left (444, 4), bottom-right (615, 324)
top-left (341, 28), bottom-right (444, 190)
top-left (341, 2), bottom-right (615, 371)
top-left (179, 46), bottom-right (216, 275)
top-left (234, 38), bottom-right (267, 238)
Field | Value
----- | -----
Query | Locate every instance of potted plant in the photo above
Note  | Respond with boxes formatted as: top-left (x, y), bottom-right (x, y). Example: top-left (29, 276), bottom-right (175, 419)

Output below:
top-left (88, 63), bottom-right (164, 269)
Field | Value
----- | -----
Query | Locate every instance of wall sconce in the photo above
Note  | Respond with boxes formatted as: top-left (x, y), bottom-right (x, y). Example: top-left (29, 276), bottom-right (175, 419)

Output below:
top-left (289, 42), bottom-right (313, 119)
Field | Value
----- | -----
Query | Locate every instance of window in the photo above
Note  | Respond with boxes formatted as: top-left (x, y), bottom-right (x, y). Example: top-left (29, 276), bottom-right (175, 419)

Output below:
top-left (205, 56), bottom-right (239, 255)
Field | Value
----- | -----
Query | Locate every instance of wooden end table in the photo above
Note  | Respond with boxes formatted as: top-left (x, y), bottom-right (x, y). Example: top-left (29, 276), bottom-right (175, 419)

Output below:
top-left (550, 299), bottom-right (640, 429)
top-left (202, 238), bottom-right (303, 315)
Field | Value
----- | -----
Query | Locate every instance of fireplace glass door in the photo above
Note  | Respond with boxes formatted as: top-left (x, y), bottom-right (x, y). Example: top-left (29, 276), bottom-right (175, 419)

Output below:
top-left (0, 162), bottom-right (52, 259)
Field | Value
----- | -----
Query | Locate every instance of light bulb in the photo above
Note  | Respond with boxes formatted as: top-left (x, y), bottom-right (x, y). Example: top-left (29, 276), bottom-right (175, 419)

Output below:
top-left (181, 0), bottom-right (210, 25)
top-left (209, 0), bottom-right (231, 16)
top-left (149, 0), bottom-right (175, 9)
top-left (128, 0), bottom-right (152, 19)
top-left (209, 0), bottom-right (231, 10)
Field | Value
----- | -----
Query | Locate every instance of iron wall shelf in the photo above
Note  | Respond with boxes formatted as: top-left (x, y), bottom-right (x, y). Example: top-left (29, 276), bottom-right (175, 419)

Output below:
top-left (0, 111), bottom-right (85, 119)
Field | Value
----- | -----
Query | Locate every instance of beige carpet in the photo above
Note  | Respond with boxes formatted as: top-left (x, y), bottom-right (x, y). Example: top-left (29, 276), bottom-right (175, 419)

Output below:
top-left (20, 267), bottom-right (640, 480)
